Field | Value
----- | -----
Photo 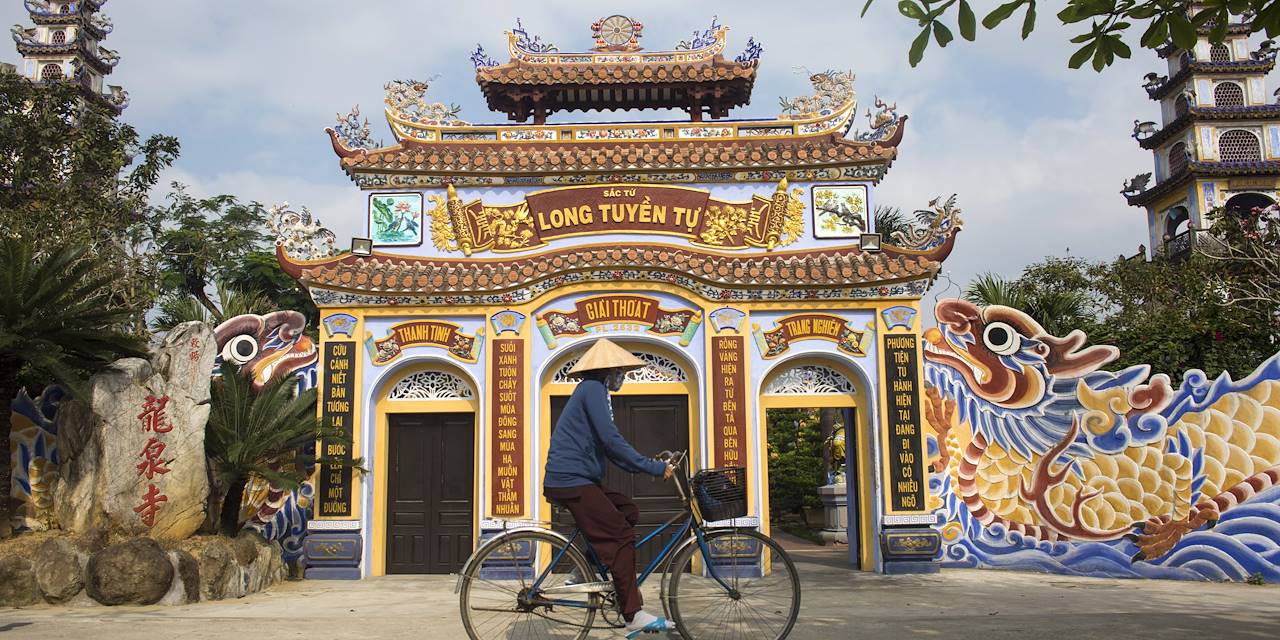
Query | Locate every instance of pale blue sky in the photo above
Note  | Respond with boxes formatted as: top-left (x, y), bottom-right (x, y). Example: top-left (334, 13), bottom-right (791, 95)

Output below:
top-left (6, 0), bottom-right (1220, 307)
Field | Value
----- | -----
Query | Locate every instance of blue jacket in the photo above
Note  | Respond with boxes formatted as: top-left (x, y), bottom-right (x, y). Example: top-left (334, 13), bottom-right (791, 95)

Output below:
top-left (544, 378), bottom-right (667, 488)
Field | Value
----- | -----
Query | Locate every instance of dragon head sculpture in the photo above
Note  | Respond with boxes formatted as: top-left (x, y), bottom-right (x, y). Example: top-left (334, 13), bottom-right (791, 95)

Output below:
top-left (214, 311), bottom-right (318, 390)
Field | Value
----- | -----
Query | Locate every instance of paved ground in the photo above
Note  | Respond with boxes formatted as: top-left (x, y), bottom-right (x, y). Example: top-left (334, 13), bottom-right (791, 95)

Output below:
top-left (1, 546), bottom-right (1276, 639)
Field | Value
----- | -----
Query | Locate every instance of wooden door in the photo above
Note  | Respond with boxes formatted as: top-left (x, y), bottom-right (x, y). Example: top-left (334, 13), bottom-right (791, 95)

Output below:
top-left (550, 394), bottom-right (689, 571)
top-left (387, 412), bottom-right (474, 574)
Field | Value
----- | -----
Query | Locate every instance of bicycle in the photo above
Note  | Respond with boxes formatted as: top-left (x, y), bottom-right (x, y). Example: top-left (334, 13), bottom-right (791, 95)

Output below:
top-left (455, 450), bottom-right (801, 639)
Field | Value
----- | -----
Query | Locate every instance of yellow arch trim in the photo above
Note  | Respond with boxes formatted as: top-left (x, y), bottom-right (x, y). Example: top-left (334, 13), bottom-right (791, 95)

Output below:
top-left (370, 360), bottom-right (481, 577)
top-left (757, 356), bottom-right (876, 571)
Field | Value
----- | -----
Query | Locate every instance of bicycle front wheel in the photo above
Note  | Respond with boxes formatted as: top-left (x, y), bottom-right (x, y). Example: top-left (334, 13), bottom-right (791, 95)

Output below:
top-left (459, 530), bottom-right (598, 640)
top-left (666, 529), bottom-right (801, 640)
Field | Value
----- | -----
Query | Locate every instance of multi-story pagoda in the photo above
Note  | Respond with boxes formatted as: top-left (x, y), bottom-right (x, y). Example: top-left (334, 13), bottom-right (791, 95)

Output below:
top-left (8, 0), bottom-right (128, 111)
top-left (1123, 6), bottom-right (1280, 257)
top-left (283, 16), bottom-right (959, 580)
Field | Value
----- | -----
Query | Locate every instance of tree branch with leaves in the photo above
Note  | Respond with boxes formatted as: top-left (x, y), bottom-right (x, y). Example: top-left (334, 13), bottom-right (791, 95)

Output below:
top-left (864, 1), bottom-right (1280, 70)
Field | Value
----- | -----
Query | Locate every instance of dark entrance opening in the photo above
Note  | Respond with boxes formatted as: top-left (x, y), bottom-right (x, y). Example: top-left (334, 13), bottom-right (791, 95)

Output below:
top-left (1224, 192), bottom-right (1276, 214)
top-left (766, 406), bottom-right (858, 566)
top-left (549, 394), bottom-right (689, 570)
top-left (386, 412), bottom-right (474, 574)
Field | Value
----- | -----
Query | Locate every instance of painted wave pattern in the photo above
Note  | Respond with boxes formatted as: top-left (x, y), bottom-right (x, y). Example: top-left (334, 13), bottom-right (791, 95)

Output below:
top-left (934, 473), bottom-right (1280, 582)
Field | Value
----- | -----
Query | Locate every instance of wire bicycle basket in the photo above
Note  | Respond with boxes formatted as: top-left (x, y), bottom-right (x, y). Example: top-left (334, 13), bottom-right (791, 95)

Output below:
top-left (690, 466), bottom-right (747, 522)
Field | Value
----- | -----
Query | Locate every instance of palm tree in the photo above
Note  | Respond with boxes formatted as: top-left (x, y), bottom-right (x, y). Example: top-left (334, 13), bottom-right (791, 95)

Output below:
top-left (0, 237), bottom-right (148, 527)
top-left (205, 361), bottom-right (361, 535)
top-left (963, 272), bottom-right (1028, 309)
top-left (873, 205), bottom-right (910, 242)
top-left (1025, 290), bottom-right (1091, 337)
top-left (152, 280), bottom-right (273, 331)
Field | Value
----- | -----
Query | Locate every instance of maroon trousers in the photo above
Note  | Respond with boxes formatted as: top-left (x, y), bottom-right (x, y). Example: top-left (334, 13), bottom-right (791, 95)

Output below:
top-left (543, 484), bottom-right (643, 617)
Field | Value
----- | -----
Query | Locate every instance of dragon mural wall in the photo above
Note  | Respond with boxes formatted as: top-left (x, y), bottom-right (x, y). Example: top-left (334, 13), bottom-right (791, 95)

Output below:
top-left (8, 311), bottom-right (319, 565)
top-left (924, 299), bottom-right (1280, 581)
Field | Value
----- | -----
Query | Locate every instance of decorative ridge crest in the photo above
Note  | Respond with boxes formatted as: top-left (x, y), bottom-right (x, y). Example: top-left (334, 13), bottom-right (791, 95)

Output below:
top-left (383, 79), bottom-right (468, 126)
top-left (269, 203), bottom-right (338, 261)
top-left (779, 69), bottom-right (856, 119)
top-left (888, 194), bottom-right (963, 255)
top-left (676, 16), bottom-right (722, 50)
top-left (331, 105), bottom-right (381, 152)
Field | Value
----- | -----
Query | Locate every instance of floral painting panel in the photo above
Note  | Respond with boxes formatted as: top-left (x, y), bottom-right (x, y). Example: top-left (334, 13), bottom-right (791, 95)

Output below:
top-left (369, 193), bottom-right (423, 246)
top-left (812, 185), bottom-right (869, 238)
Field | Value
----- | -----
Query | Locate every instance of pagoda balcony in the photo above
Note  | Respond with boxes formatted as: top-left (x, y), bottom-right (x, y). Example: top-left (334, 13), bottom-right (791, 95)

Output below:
top-left (1156, 22), bottom-right (1254, 57)
top-left (84, 14), bottom-right (112, 38)
top-left (81, 45), bottom-right (120, 73)
top-left (24, 1), bottom-right (80, 22)
top-left (11, 27), bottom-right (79, 52)
top-left (1146, 58), bottom-right (1277, 100)
top-left (1138, 104), bottom-right (1280, 149)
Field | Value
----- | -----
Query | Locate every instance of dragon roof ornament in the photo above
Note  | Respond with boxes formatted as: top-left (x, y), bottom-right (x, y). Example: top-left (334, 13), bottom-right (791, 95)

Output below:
top-left (892, 195), bottom-right (963, 253)
top-left (853, 96), bottom-right (902, 141)
top-left (269, 204), bottom-right (338, 262)
top-left (331, 105), bottom-right (381, 151)
top-left (735, 37), bottom-right (763, 67)
top-left (384, 79), bottom-right (467, 126)
top-left (470, 44), bottom-right (499, 69)
top-left (676, 16), bottom-right (722, 50)
top-left (512, 17), bottom-right (557, 54)
top-left (779, 70), bottom-right (856, 119)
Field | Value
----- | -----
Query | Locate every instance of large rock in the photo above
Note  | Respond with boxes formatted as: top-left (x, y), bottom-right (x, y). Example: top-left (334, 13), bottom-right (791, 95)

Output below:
top-left (190, 537), bottom-right (236, 600)
top-left (51, 323), bottom-right (216, 541)
top-left (0, 555), bottom-right (39, 607)
top-left (173, 550), bottom-right (200, 603)
top-left (85, 538), bottom-right (174, 605)
top-left (33, 538), bottom-right (84, 603)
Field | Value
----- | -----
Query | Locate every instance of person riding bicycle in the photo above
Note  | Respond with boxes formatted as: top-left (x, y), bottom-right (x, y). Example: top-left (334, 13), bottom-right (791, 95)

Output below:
top-left (543, 338), bottom-right (677, 638)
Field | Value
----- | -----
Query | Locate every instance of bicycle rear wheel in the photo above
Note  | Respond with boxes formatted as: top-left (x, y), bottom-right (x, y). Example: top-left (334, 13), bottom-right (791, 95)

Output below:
top-left (459, 530), bottom-right (598, 640)
top-left (666, 529), bottom-right (800, 640)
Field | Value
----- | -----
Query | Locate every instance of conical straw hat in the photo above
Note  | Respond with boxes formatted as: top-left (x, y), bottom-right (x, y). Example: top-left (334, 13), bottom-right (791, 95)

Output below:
top-left (566, 338), bottom-right (646, 376)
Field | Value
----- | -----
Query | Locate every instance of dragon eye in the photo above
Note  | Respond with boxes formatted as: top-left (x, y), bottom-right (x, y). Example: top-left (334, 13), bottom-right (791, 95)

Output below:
top-left (982, 322), bottom-right (1020, 356)
top-left (222, 335), bottom-right (259, 365)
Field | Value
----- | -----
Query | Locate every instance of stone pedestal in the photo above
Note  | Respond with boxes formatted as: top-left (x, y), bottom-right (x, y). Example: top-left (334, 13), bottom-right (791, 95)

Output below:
top-left (880, 527), bottom-right (941, 574)
top-left (817, 483), bottom-right (847, 544)
top-left (304, 531), bottom-right (362, 579)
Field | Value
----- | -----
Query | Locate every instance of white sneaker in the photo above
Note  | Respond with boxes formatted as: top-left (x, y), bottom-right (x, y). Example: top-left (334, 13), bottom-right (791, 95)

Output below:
top-left (564, 566), bottom-right (585, 585)
top-left (625, 610), bottom-right (675, 638)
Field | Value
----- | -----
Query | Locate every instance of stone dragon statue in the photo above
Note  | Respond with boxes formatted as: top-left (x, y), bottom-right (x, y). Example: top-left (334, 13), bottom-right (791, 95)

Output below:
top-left (923, 300), bottom-right (1280, 577)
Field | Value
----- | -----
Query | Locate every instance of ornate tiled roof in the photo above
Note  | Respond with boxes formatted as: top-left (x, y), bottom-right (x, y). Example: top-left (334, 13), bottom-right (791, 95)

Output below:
top-left (475, 55), bottom-right (755, 86)
top-left (278, 241), bottom-right (944, 302)
top-left (330, 118), bottom-right (906, 184)
top-left (1125, 160), bottom-right (1280, 206)
top-left (1138, 104), bottom-right (1280, 149)
top-left (1156, 24), bottom-right (1254, 57)
top-left (1147, 59), bottom-right (1277, 100)
top-left (471, 17), bottom-right (760, 122)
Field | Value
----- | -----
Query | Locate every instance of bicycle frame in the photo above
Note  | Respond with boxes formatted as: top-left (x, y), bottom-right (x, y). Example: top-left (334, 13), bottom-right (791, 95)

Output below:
top-left (530, 452), bottom-right (738, 609)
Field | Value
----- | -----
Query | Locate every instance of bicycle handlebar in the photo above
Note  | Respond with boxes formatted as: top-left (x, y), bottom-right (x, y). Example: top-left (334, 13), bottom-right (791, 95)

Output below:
top-left (655, 450), bottom-right (691, 502)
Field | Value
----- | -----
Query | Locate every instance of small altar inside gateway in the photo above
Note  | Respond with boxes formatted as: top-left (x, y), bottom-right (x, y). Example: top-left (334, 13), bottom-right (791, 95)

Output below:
top-left (277, 16), bottom-right (961, 579)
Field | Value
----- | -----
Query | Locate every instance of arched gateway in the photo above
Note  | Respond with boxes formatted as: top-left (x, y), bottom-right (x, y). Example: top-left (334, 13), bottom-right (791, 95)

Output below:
top-left (276, 16), bottom-right (961, 578)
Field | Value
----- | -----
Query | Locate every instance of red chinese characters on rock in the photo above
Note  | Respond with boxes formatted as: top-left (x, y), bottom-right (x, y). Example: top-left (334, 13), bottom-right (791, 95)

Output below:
top-left (137, 394), bottom-right (173, 433)
top-left (134, 484), bottom-right (168, 527)
top-left (136, 437), bottom-right (170, 480)
top-left (134, 394), bottom-right (174, 527)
